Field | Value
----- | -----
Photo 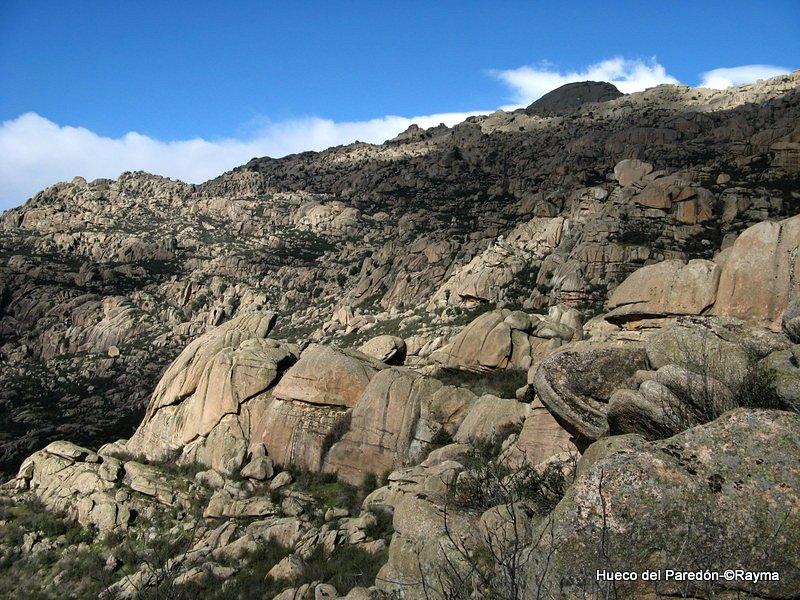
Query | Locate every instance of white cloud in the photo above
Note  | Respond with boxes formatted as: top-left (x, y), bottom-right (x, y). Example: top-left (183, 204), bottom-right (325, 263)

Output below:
top-left (490, 57), bottom-right (680, 108)
top-left (1, 58), bottom-right (794, 210)
top-left (699, 64), bottom-right (790, 89)
top-left (0, 110), bottom-right (482, 209)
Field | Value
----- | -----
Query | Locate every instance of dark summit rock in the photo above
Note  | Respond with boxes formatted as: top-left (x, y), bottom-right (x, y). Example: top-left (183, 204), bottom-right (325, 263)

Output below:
top-left (527, 80), bottom-right (623, 115)
top-left (389, 122), bottom-right (450, 143)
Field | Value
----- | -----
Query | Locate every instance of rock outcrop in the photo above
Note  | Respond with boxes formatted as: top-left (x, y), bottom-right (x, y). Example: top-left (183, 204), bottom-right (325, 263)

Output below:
top-left (431, 306), bottom-right (582, 372)
top-left (535, 313), bottom-right (792, 446)
top-left (713, 215), bottom-right (800, 327)
top-left (273, 344), bottom-right (383, 408)
top-left (2, 73), bottom-right (800, 600)
top-left (605, 214), bottom-right (800, 329)
top-left (605, 259), bottom-right (720, 322)
top-left (125, 309), bottom-right (297, 473)
top-left (527, 81), bottom-right (623, 116)
top-left (453, 395), bottom-right (530, 444)
top-left (357, 335), bottom-right (407, 364)
top-left (502, 398), bottom-right (577, 468)
top-left (108, 314), bottom-right (486, 484)
top-left (324, 369), bottom-right (472, 484)
top-left (15, 441), bottom-right (188, 531)
top-left (532, 343), bottom-right (649, 447)
top-left (522, 409), bottom-right (800, 598)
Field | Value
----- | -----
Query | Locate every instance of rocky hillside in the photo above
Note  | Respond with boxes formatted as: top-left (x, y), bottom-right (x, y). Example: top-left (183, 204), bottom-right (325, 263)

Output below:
top-left (1, 74), bottom-right (798, 478)
top-left (0, 74), bottom-right (799, 599)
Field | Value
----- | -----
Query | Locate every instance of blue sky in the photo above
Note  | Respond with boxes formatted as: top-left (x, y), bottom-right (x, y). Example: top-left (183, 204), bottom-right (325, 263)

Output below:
top-left (1, 0), bottom-right (798, 208)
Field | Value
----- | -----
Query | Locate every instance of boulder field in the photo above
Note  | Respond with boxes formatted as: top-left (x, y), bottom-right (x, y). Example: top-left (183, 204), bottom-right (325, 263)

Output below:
top-left (2, 72), bottom-right (800, 476)
top-left (8, 207), bottom-right (800, 598)
top-left (1, 75), bottom-right (800, 599)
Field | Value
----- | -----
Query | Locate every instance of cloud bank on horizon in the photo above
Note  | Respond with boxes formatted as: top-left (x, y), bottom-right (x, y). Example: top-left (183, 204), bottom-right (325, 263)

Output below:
top-left (698, 64), bottom-right (792, 89)
top-left (0, 58), bottom-right (792, 209)
top-left (491, 57), bottom-right (680, 107)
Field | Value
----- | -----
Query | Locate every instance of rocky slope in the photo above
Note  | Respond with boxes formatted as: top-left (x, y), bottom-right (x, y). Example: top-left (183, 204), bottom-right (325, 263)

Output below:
top-left (2, 73), bottom-right (798, 477)
top-left (1, 74), bottom-right (799, 599)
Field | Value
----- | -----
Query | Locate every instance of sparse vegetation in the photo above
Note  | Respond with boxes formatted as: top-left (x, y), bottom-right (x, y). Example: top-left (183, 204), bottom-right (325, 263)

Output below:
top-left (430, 427), bottom-right (454, 448)
top-left (0, 498), bottom-right (101, 598)
top-left (434, 368), bottom-right (527, 399)
top-left (610, 217), bottom-right (666, 246)
top-left (736, 365), bottom-right (784, 411)
top-left (411, 423), bottom-right (576, 600)
top-left (285, 467), bottom-right (369, 514)
top-left (302, 544), bottom-right (389, 594)
top-left (455, 453), bottom-right (570, 514)
top-left (178, 540), bottom-right (291, 600)
top-left (363, 509), bottom-right (394, 543)
top-left (450, 431), bottom-right (570, 514)
top-left (0, 498), bottom-right (93, 548)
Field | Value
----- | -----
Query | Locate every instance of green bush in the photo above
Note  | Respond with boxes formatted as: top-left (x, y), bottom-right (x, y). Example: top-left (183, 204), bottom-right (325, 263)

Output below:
top-left (430, 427), bottom-right (455, 448)
top-left (736, 366), bottom-right (784, 411)
top-left (286, 467), bottom-right (361, 513)
top-left (363, 509), bottom-right (394, 542)
top-left (451, 431), bottom-right (569, 514)
top-left (361, 472), bottom-right (379, 495)
top-left (301, 544), bottom-right (389, 594)
top-left (434, 368), bottom-right (527, 399)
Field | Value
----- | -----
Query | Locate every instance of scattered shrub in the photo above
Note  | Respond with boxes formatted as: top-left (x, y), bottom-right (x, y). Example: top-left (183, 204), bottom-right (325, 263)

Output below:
top-left (451, 433), bottom-right (570, 514)
top-left (736, 365), bottom-right (783, 410)
top-left (363, 509), bottom-right (394, 542)
top-left (180, 540), bottom-right (290, 600)
top-left (435, 368), bottom-right (527, 399)
top-left (286, 467), bottom-right (362, 513)
top-left (430, 427), bottom-right (454, 448)
top-left (0, 498), bottom-right (92, 546)
top-left (301, 544), bottom-right (389, 594)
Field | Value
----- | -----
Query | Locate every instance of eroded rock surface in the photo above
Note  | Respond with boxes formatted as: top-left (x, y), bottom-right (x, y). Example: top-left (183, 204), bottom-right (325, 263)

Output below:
top-left (604, 214), bottom-right (800, 329)
top-left (325, 369), bottom-right (453, 484)
top-left (125, 309), bottom-right (297, 472)
top-left (522, 409), bottom-right (800, 598)
top-left (431, 306), bottom-right (582, 372)
top-left (2, 74), bottom-right (800, 600)
top-left (712, 214), bottom-right (800, 326)
top-left (273, 344), bottom-right (383, 408)
top-left (533, 342), bottom-right (648, 446)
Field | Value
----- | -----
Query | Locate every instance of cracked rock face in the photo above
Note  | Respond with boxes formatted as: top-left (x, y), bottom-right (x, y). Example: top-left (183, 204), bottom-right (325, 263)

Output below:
top-left (248, 397), bottom-right (350, 473)
top-left (522, 409), bottom-right (800, 598)
top-left (533, 343), bottom-right (649, 447)
top-left (144, 309), bottom-right (281, 415)
top-left (116, 314), bottom-right (487, 483)
top-left (272, 344), bottom-right (384, 408)
top-left (431, 306), bottom-right (582, 372)
top-left (606, 258), bottom-right (720, 323)
top-left (15, 441), bottom-right (187, 531)
top-left (125, 309), bottom-right (297, 473)
top-left (712, 215), bottom-right (800, 327)
top-left (604, 213), bottom-right (800, 329)
top-left (324, 368), bottom-right (476, 485)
